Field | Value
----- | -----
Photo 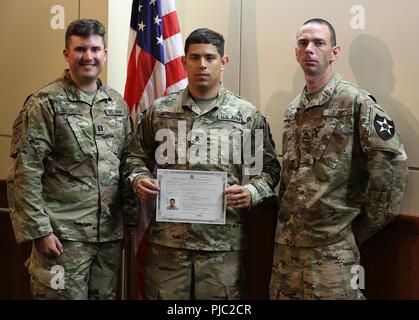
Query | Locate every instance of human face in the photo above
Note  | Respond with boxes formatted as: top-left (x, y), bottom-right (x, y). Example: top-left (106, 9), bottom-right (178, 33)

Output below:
top-left (295, 23), bottom-right (340, 78)
top-left (182, 43), bottom-right (228, 98)
top-left (63, 35), bottom-right (107, 90)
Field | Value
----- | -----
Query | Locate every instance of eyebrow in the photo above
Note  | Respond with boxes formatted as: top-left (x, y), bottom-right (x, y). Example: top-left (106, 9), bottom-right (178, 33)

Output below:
top-left (297, 38), bottom-right (326, 43)
top-left (189, 53), bottom-right (217, 56)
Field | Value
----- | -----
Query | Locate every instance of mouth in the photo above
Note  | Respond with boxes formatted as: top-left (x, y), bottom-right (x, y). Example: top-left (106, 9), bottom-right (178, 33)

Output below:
top-left (303, 60), bottom-right (317, 65)
top-left (195, 74), bottom-right (210, 81)
top-left (80, 64), bottom-right (96, 69)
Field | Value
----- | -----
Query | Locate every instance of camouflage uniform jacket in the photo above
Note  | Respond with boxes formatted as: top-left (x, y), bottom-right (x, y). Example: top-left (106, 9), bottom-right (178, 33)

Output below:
top-left (124, 85), bottom-right (280, 251)
top-left (275, 73), bottom-right (408, 247)
top-left (8, 70), bottom-right (138, 244)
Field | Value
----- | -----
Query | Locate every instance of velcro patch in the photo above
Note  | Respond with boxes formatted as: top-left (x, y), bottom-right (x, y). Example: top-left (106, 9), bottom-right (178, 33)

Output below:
top-left (156, 111), bottom-right (185, 119)
top-left (95, 124), bottom-right (105, 135)
top-left (105, 109), bottom-right (124, 116)
top-left (323, 109), bottom-right (353, 117)
top-left (217, 114), bottom-right (249, 124)
top-left (56, 107), bottom-right (82, 115)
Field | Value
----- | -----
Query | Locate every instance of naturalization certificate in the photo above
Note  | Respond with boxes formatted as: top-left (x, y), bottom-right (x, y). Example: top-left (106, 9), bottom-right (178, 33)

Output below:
top-left (156, 169), bottom-right (227, 224)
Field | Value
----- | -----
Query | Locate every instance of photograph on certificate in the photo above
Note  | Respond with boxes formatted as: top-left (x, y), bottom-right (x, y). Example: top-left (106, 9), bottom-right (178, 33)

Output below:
top-left (166, 197), bottom-right (180, 210)
top-left (156, 169), bottom-right (227, 224)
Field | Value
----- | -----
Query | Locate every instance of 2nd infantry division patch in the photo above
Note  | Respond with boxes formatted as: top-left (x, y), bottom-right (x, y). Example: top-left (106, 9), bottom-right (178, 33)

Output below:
top-left (374, 114), bottom-right (395, 140)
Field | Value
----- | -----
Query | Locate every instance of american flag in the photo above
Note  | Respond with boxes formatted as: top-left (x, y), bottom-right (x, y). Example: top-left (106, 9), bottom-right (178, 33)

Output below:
top-left (124, 0), bottom-right (187, 299)
top-left (124, 0), bottom-right (187, 120)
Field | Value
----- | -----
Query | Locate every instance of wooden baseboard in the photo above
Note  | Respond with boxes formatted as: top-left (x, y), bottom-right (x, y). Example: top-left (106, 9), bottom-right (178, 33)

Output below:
top-left (361, 213), bottom-right (419, 299)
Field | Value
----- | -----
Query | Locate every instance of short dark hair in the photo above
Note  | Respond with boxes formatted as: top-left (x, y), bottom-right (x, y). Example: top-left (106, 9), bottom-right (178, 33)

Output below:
top-left (300, 18), bottom-right (336, 47)
top-left (184, 28), bottom-right (225, 56)
top-left (170, 198), bottom-right (175, 202)
top-left (65, 19), bottom-right (106, 49)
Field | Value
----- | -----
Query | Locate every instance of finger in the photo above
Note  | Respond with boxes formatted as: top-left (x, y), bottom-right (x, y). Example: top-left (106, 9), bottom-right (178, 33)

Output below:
top-left (137, 183), bottom-right (159, 199)
top-left (226, 193), bottom-right (245, 202)
top-left (138, 187), bottom-right (159, 200)
top-left (44, 246), bottom-right (60, 257)
top-left (227, 196), bottom-right (250, 208)
top-left (234, 202), bottom-right (250, 209)
top-left (224, 185), bottom-right (242, 194)
top-left (227, 197), bottom-right (243, 206)
top-left (135, 178), bottom-right (159, 191)
top-left (56, 239), bottom-right (64, 254)
top-left (50, 247), bottom-right (61, 257)
top-left (142, 185), bottom-right (160, 196)
top-left (149, 179), bottom-right (159, 188)
top-left (142, 184), bottom-right (159, 194)
top-left (230, 202), bottom-right (244, 209)
top-left (142, 179), bottom-right (160, 191)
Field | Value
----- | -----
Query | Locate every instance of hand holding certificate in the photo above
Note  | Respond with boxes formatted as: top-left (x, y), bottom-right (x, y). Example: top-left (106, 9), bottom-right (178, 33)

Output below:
top-left (156, 169), bottom-right (227, 224)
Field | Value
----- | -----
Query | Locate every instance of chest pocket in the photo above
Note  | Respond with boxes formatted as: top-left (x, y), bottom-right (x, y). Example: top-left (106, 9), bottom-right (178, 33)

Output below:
top-left (104, 109), bottom-right (126, 155)
top-left (311, 110), bottom-right (353, 169)
top-left (204, 117), bottom-right (247, 168)
top-left (56, 106), bottom-right (97, 157)
top-left (154, 113), bottom-right (190, 167)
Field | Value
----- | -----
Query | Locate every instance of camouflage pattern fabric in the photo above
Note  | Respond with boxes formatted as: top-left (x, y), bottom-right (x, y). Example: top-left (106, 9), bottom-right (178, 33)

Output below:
top-left (269, 233), bottom-right (364, 300)
top-left (123, 85), bottom-right (281, 251)
top-left (270, 73), bottom-right (408, 300)
top-left (7, 69), bottom-right (138, 244)
top-left (27, 240), bottom-right (121, 299)
top-left (275, 73), bottom-right (408, 248)
top-left (144, 243), bottom-right (244, 300)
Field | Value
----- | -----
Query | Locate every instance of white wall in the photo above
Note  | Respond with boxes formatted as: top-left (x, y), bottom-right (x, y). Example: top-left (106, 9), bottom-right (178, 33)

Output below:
top-left (108, 0), bottom-right (131, 95)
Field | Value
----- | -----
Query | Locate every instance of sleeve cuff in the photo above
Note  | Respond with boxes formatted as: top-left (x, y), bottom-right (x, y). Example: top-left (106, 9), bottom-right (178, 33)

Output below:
top-left (244, 184), bottom-right (262, 209)
top-left (15, 225), bottom-right (53, 244)
top-left (129, 174), bottom-right (148, 193)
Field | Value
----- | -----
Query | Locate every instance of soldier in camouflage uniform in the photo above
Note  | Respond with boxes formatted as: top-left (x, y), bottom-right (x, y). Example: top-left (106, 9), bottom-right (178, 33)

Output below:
top-left (7, 19), bottom-right (137, 299)
top-left (269, 19), bottom-right (408, 300)
top-left (123, 28), bottom-right (280, 299)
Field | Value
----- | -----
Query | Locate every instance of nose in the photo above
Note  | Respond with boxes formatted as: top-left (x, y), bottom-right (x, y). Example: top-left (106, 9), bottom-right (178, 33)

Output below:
top-left (305, 41), bottom-right (315, 54)
top-left (83, 50), bottom-right (93, 60)
top-left (199, 57), bottom-right (206, 69)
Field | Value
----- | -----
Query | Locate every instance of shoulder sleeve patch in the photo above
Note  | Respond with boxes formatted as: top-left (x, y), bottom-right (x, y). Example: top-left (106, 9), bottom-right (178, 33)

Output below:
top-left (373, 113), bottom-right (395, 141)
top-left (10, 112), bottom-right (26, 157)
top-left (361, 105), bottom-right (401, 154)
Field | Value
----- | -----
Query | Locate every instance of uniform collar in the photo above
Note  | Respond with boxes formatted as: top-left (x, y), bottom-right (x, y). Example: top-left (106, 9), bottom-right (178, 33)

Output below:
top-left (300, 73), bottom-right (342, 110)
top-left (180, 83), bottom-right (227, 115)
top-left (61, 69), bottom-right (111, 104)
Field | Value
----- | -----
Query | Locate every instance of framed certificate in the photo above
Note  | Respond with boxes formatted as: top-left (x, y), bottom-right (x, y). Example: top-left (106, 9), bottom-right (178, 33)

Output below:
top-left (156, 169), bottom-right (227, 224)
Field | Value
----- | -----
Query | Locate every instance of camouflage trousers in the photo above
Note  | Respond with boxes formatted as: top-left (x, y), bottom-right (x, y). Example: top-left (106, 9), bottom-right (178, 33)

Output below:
top-left (144, 243), bottom-right (244, 300)
top-left (269, 233), bottom-right (365, 300)
top-left (26, 240), bottom-right (121, 300)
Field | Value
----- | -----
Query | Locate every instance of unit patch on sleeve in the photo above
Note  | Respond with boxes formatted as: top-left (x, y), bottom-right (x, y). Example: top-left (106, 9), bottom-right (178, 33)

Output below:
top-left (374, 114), bottom-right (395, 140)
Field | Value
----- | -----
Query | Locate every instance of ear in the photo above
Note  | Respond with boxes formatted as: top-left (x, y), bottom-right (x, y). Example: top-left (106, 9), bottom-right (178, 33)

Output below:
top-left (221, 55), bottom-right (229, 71)
top-left (104, 47), bottom-right (108, 62)
top-left (182, 55), bottom-right (186, 67)
top-left (294, 47), bottom-right (298, 62)
top-left (330, 45), bottom-right (341, 63)
top-left (63, 49), bottom-right (69, 62)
